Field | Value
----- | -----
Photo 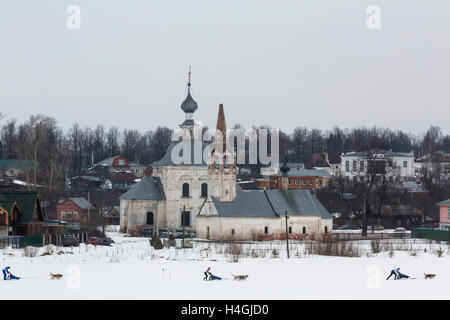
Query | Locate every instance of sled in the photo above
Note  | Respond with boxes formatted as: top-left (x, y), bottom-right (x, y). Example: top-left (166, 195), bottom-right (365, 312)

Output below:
top-left (206, 274), bottom-right (222, 281)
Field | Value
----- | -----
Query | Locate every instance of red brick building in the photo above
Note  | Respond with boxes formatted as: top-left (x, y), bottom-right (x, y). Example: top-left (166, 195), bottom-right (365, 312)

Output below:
top-left (256, 169), bottom-right (332, 190)
top-left (56, 197), bottom-right (94, 224)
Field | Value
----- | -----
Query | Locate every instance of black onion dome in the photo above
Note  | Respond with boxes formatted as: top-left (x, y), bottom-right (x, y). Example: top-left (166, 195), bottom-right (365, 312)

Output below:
top-left (180, 86), bottom-right (198, 113)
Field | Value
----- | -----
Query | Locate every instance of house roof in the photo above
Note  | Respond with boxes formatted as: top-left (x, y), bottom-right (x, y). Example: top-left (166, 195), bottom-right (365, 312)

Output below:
top-left (265, 189), bottom-right (332, 218)
top-left (111, 173), bottom-right (137, 182)
top-left (278, 168), bottom-right (331, 178)
top-left (341, 149), bottom-right (413, 158)
top-left (0, 191), bottom-right (43, 224)
top-left (0, 200), bottom-right (17, 214)
top-left (151, 140), bottom-right (209, 167)
top-left (75, 176), bottom-right (102, 182)
top-left (68, 197), bottom-right (95, 210)
top-left (0, 159), bottom-right (35, 171)
top-left (210, 186), bottom-right (332, 219)
top-left (119, 176), bottom-right (165, 201)
top-left (438, 199), bottom-right (450, 206)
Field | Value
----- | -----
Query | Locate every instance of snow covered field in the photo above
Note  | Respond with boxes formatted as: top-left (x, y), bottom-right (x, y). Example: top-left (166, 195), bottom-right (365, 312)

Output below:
top-left (1, 232), bottom-right (449, 300)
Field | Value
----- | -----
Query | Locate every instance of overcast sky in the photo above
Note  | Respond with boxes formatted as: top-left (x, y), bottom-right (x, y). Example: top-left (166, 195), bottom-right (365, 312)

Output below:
top-left (0, 0), bottom-right (449, 135)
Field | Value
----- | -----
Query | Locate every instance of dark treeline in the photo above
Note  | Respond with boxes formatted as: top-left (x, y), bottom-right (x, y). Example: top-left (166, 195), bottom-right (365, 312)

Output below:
top-left (277, 125), bottom-right (450, 163)
top-left (0, 113), bottom-right (172, 191)
top-left (1, 113), bottom-right (449, 190)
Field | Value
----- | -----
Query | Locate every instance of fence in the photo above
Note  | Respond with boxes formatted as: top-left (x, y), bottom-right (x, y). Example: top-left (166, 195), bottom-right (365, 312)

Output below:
top-left (0, 236), bottom-right (20, 249)
top-left (332, 232), bottom-right (411, 241)
top-left (0, 232), bottom-right (89, 249)
top-left (411, 228), bottom-right (450, 242)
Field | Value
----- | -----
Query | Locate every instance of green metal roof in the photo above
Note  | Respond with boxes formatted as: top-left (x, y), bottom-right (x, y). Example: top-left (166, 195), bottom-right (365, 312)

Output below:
top-left (0, 200), bottom-right (17, 213)
top-left (119, 176), bottom-right (165, 201)
top-left (265, 189), bottom-right (332, 219)
top-left (211, 187), bottom-right (277, 218)
top-left (0, 159), bottom-right (35, 171)
top-left (0, 191), bottom-right (43, 224)
top-left (151, 140), bottom-right (209, 167)
top-left (210, 186), bottom-right (332, 219)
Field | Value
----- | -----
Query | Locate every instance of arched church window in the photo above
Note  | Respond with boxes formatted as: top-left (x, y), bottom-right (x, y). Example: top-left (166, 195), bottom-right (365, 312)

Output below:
top-left (182, 183), bottom-right (190, 197)
top-left (146, 212), bottom-right (154, 225)
top-left (181, 211), bottom-right (191, 227)
top-left (201, 183), bottom-right (208, 197)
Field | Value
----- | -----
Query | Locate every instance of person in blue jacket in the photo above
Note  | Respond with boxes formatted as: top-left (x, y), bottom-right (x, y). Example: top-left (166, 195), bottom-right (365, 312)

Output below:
top-left (386, 267), bottom-right (400, 280)
top-left (2, 266), bottom-right (20, 280)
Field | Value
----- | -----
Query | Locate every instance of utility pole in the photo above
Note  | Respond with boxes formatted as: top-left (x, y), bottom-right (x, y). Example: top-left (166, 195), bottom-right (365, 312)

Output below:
top-left (182, 205), bottom-right (186, 249)
top-left (285, 210), bottom-right (289, 258)
top-left (87, 191), bottom-right (90, 234)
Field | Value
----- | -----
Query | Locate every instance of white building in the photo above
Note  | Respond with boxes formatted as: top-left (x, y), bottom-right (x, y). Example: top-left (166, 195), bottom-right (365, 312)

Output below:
top-left (340, 150), bottom-right (415, 180)
top-left (120, 76), bottom-right (332, 239)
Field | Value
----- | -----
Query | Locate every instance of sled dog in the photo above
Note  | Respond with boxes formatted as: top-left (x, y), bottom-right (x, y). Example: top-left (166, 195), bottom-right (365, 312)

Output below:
top-left (232, 274), bottom-right (248, 281)
top-left (424, 273), bottom-right (436, 279)
top-left (49, 273), bottom-right (63, 280)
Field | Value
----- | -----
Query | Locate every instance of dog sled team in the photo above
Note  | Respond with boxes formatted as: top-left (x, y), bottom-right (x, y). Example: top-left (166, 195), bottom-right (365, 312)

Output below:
top-left (386, 267), bottom-right (436, 280)
top-left (203, 267), bottom-right (248, 281)
top-left (2, 266), bottom-right (63, 281)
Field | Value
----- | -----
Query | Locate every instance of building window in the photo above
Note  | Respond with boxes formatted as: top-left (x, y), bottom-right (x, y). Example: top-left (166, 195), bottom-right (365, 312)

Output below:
top-left (295, 179), bottom-right (299, 186)
top-left (448, 208), bottom-right (450, 219)
top-left (181, 211), bottom-right (191, 227)
top-left (231, 229), bottom-right (235, 236)
top-left (146, 212), bottom-right (154, 225)
top-left (288, 179), bottom-right (292, 185)
top-left (264, 226), bottom-right (268, 234)
top-left (302, 180), bottom-right (306, 186)
top-left (73, 212), bottom-right (78, 219)
top-left (201, 183), bottom-right (208, 197)
top-left (206, 226), bottom-right (210, 240)
top-left (403, 161), bottom-right (407, 168)
top-left (352, 161), bottom-right (357, 172)
top-left (302, 227), bottom-right (306, 234)
top-left (325, 226), bottom-right (328, 233)
top-left (345, 161), bottom-right (350, 173)
top-left (318, 179), bottom-right (323, 187)
top-left (309, 180), bottom-right (313, 185)
top-left (360, 161), bottom-right (364, 172)
top-left (288, 226), bottom-right (292, 234)
top-left (182, 183), bottom-right (190, 197)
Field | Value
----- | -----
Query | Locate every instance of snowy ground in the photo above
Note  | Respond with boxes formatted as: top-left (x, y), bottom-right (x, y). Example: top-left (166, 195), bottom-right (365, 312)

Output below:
top-left (1, 231), bottom-right (449, 300)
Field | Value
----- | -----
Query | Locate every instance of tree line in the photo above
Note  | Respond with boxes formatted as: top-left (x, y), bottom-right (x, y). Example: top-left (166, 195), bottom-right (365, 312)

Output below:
top-left (1, 112), bottom-right (449, 191)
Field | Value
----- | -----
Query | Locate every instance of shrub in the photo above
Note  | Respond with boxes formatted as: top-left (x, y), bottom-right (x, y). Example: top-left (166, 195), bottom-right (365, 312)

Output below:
top-left (128, 226), bottom-right (144, 237)
top-left (168, 233), bottom-right (176, 247)
top-left (371, 239), bottom-right (381, 254)
top-left (23, 246), bottom-right (39, 257)
top-left (150, 235), bottom-right (163, 250)
top-left (271, 248), bottom-right (279, 258)
top-left (435, 247), bottom-right (444, 257)
top-left (388, 249), bottom-right (395, 258)
top-left (225, 242), bottom-right (243, 263)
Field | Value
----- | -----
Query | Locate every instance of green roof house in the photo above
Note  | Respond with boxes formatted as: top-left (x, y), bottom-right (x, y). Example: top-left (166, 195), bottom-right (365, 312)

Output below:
top-left (0, 191), bottom-right (44, 236)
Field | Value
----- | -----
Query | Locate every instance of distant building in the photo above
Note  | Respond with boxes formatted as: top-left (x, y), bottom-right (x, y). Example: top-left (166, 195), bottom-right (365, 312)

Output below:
top-left (0, 191), bottom-right (45, 236)
top-left (88, 156), bottom-right (147, 178)
top-left (56, 197), bottom-right (95, 224)
top-left (256, 168), bottom-right (332, 190)
top-left (340, 150), bottom-right (415, 181)
top-left (196, 186), bottom-right (332, 240)
top-left (0, 159), bottom-right (35, 178)
top-left (438, 199), bottom-right (450, 230)
top-left (68, 175), bottom-right (102, 192)
top-left (415, 151), bottom-right (450, 177)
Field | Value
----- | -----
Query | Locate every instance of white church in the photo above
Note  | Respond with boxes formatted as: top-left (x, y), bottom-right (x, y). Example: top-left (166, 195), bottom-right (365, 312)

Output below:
top-left (119, 74), bottom-right (332, 240)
